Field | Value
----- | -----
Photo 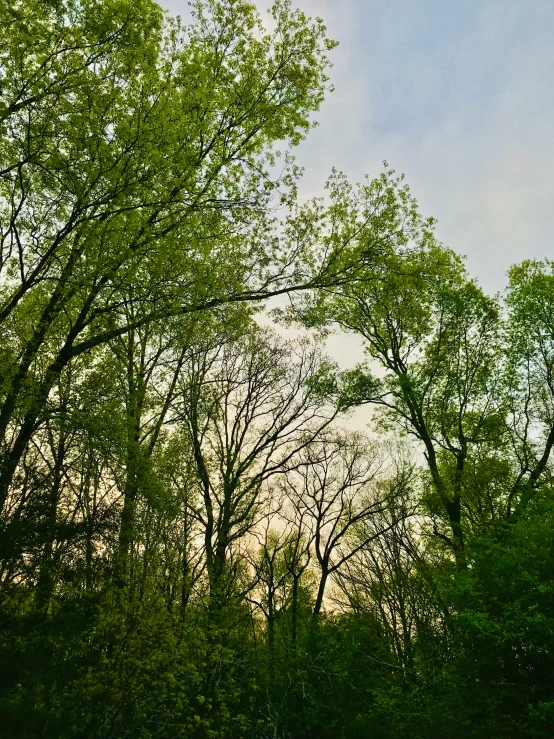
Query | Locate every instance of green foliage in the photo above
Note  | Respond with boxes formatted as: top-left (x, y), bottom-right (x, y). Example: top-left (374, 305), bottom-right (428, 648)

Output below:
top-left (1, 1), bottom-right (554, 738)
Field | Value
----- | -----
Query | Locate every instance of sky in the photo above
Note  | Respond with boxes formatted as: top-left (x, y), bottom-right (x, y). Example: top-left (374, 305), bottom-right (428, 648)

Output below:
top-left (161, 0), bottom-right (554, 379)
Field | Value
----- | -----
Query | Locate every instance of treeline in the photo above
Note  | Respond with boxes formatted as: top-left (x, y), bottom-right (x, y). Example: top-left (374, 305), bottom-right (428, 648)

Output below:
top-left (1, 1), bottom-right (553, 737)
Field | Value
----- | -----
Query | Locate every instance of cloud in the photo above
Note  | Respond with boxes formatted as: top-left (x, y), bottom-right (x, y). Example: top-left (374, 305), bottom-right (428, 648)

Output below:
top-left (286, 0), bottom-right (554, 293)
top-left (160, 0), bottom-right (554, 389)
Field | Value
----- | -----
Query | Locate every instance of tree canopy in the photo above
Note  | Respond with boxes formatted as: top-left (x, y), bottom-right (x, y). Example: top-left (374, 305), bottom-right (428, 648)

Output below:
top-left (1, 2), bottom-right (554, 738)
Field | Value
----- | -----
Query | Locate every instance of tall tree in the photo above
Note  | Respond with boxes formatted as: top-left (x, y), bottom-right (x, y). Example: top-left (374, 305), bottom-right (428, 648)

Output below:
top-left (284, 432), bottom-right (409, 616)
top-left (0, 0), bottom-right (339, 508)
top-left (176, 328), bottom-right (337, 619)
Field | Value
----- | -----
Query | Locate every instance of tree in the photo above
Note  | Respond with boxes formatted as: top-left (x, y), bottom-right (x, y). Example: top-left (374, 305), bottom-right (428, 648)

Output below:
top-left (283, 431), bottom-right (407, 616)
top-left (504, 259), bottom-right (554, 514)
top-left (175, 328), bottom-right (337, 620)
top-left (3, 4), bottom-right (554, 735)
top-left (289, 171), bottom-right (505, 567)
top-left (0, 0), bottom-right (339, 510)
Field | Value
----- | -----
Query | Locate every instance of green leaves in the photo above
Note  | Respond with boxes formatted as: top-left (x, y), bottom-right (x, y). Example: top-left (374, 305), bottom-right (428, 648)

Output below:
top-left (0, 0), bottom-right (342, 509)
top-left (336, 363), bottom-right (383, 411)
top-left (2, 3), bottom-right (554, 737)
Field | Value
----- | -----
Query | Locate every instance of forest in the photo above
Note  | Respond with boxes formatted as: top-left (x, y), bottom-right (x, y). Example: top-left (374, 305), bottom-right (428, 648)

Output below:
top-left (1, 1), bottom-right (554, 737)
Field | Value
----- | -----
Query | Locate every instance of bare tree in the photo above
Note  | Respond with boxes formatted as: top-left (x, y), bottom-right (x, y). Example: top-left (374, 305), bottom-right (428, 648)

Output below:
top-left (174, 328), bottom-right (338, 621)
top-left (284, 432), bottom-right (411, 617)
